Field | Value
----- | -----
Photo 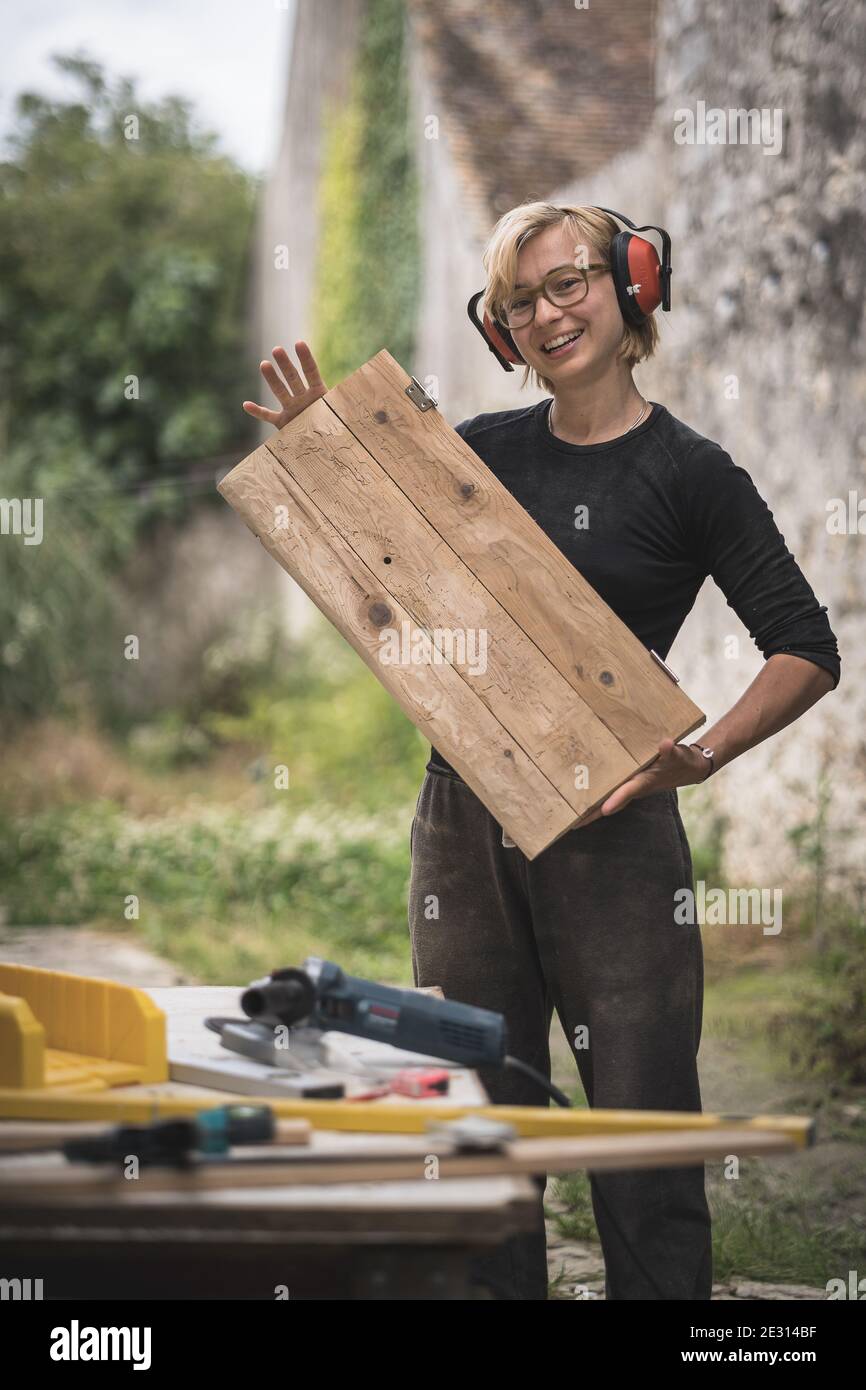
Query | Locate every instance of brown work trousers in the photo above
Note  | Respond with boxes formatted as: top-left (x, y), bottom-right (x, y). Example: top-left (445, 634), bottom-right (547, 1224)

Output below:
top-left (408, 761), bottom-right (713, 1300)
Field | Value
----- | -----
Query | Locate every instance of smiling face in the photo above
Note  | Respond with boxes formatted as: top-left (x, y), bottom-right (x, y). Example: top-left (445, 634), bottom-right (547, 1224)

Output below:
top-left (507, 221), bottom-right (626, 385)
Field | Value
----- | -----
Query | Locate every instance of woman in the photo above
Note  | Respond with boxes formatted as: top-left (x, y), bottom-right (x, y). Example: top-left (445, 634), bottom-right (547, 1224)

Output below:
top-left (243, 203), bottom-right (840, 1301)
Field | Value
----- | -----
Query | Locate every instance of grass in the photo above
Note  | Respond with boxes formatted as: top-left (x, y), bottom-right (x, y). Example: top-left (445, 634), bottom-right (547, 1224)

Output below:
top-left (707, 1162), bottom-right (865, 1286)
top-left (0, 628), bottom-right (429, 983)
top-left (548, 1171), bottom-right (598, 1244)
top-left (548, 1152), bottom-right (865, 1289)
top-left (0, 796), bottom-right (417, 983)
top-left (547, 1146), bottom-right (865, 1294)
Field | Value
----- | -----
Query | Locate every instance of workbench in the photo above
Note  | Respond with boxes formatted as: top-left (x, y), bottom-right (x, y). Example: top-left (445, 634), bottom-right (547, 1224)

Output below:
top-left (0, 986), bottom-right (542, 1300)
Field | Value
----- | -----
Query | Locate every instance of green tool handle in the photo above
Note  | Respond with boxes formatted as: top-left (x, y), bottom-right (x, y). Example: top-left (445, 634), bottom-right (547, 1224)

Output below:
top-left (196, 1105), bottom-right (274, 1153)
top-left (57, 1106), bottom-right (275, 1165)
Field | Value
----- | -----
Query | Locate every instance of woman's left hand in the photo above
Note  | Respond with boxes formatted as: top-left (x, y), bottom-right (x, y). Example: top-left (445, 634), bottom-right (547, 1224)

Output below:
top-left (575, 738), bottom-right (710, 829)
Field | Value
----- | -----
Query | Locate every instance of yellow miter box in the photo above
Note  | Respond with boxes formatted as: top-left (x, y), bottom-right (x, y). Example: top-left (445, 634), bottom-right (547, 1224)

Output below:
top-left (0, 962), bottom-right (167, 1095)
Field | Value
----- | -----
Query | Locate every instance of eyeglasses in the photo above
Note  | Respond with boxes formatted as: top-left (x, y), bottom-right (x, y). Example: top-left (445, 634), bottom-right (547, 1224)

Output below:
top-left (497, 263), bottom-right (610, 329)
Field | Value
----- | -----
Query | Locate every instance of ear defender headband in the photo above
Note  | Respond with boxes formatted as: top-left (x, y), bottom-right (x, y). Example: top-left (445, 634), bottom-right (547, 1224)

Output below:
top-left (467, 206), bottom-right (672, 372)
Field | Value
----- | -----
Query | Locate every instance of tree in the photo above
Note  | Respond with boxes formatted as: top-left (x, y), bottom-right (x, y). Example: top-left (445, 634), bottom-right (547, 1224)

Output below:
top-left (0, 54), bottom-right (258, 722)
top-left (0, 53), bottom-right (257, 504)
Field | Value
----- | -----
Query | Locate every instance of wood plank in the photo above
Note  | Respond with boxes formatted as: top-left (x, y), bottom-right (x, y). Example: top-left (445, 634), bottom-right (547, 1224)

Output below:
top-left (324, 350), bottom-right (704, 763)
top-left (0, 1129), bottom-right (794, 1201)
top-left (218, 351), bottom-right (706, 857)
top-left (263, 398), bottom-right (637, 814)
top-left (218, 445), bottom-right (577, 857)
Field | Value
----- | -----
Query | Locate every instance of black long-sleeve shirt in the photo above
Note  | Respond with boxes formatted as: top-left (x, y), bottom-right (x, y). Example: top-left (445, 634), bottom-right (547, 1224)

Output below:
top-left (428, 397), bottom-right (840, 776)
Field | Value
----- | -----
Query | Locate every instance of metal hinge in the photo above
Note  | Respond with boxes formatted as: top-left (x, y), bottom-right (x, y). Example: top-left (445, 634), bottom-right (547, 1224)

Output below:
top-left (404, 376), bottom-right (438, 411)
top-left (650, 649), bottom-right (680, 683)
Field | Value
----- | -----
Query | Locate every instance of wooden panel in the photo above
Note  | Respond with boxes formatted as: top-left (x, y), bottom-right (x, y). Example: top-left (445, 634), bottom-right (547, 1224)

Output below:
top-left (218, 352), bottom-right (704, 858)
top-left (218, 446), bottom-right (577, 858)
top-left (325, 352), bottom-right (705, 762)
top-left (266, 399), bottom-right (636, 812)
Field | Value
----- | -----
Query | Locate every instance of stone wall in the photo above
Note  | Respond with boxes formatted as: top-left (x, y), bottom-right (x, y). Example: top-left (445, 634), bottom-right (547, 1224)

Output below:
top-left (552, 0), bottom-right (865, 887)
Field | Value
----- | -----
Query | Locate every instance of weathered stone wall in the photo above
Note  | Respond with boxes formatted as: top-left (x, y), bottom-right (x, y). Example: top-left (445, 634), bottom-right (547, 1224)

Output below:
top-left (554, 0), bottom-right (865, 887)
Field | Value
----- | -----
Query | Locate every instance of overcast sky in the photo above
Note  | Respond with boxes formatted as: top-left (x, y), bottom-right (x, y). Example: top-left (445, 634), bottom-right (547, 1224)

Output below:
top-left (0, 0), bottom-right (295, 175)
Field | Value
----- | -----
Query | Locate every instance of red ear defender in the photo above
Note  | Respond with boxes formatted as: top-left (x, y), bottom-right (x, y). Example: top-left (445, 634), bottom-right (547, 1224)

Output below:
top-left (597, 207), bottom-right (671, 327)
top-left (467, 290), bottom-right (525, 371)
top-left (618, 232), bottom-right (662, 318)
top-left (467, 208), bottom-right (672, 371)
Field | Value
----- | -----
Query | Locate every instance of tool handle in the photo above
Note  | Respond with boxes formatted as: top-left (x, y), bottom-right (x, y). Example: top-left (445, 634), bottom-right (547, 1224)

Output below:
top-left (197, 1105), bottom-right (275, 1153)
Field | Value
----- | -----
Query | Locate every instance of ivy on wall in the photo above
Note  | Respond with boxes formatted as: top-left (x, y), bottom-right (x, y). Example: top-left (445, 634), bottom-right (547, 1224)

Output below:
top-left (312, 0), bottom-right (420, 384)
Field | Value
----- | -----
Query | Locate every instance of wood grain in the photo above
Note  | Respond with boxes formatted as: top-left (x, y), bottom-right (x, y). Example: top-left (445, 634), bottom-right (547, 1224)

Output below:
top-left (219, 445), bottom-right (577, 857)
top-left (326, 352), bottom-right (704, 762)
top-left (218, 351), bottom-right (705, 857)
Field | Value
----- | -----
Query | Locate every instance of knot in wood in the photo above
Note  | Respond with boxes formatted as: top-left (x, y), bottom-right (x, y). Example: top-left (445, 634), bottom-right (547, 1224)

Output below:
top-left (374, 410), bottom-right (389, 424)
top-left (368, 601), bottom-right (393, 628)
top-left (459, 481), bottom-right (475, 498)
top-left (599, 670), bottom-right (615, 686)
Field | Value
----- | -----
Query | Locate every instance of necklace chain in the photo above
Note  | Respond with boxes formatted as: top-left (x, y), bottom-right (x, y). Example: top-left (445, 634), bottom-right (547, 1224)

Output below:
top-left (548, 395), bottom-right (649, 440)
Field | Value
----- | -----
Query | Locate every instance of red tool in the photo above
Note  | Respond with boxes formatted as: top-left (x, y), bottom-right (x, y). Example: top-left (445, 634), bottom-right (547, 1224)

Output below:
top-left (349, 1068), bottom-right (451, 1102)
top-left (390, 1067), bottom-right (450, 1099)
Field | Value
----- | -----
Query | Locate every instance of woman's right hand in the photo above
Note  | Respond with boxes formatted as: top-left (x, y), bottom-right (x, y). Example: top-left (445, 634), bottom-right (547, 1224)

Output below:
top-left (242, 342), bottom-right (328, 429)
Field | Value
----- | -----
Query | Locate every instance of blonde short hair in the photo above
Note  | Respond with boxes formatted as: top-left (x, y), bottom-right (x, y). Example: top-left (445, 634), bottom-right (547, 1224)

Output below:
top-left (482, 201), bottom-right (660, 393)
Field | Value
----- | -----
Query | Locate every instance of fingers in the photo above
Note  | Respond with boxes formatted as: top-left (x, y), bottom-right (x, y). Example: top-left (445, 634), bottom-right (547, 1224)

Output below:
top-left (270, 345), bottom-right (306, 394)
top-left (242, 400), bottom-right (282, 424)
top-left (243, 342), bottom-right (327, 421)
top-left (259, 357), bottom-right (295, 408)
top-left (272, 342), bottom-right (326, 395)
top-left (294, 340), bottom-right (326, 393)
top-left (577, 787), bottom-right (634, 826)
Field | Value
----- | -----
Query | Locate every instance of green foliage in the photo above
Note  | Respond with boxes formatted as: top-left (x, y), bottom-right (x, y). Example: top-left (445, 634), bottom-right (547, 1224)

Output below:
top-left (314, 100), bottom-right (366, 383)
top-left (0, 52), bottom-right (257, 721)
top-left (194, 608), bottom-right (297, 720)
top-left (678, 783), bottom-right (729, 887)
top-left (127, 714), bottom-right (214, 771)
top-left (313, 0), bottom-right (420, 382)
top-left (0, 796), bottom-right (415, 984)
top-left (549, 1171), bottom-right (597, 1243)
top-left (776, 973), bottom-right (866, 1084)
top-left (0, 423), bottom-right (134, 721)
top-left (768, 892), bottom-right (866, 1083)
top-left (204, 617), bottom-right (430, 810)
top-left (551, 1124), bottom-right (865, 1290)
top-left (776, 768), bottom-right (866, 1079)
top-left (688, 810), bottom-right (729, 887)
top-left (786, 771), bottom-right (833, 879)
top-left (0, 53), bottom-right (256, 498)
top-left (708, 1165), bottom-right (864, 1286)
